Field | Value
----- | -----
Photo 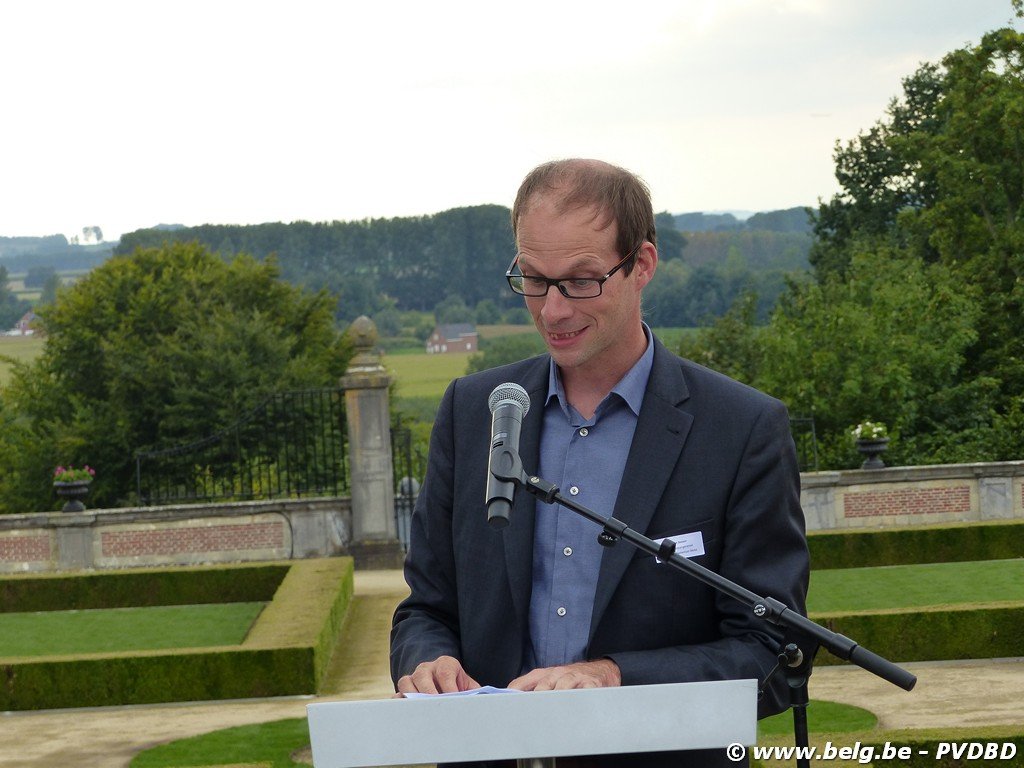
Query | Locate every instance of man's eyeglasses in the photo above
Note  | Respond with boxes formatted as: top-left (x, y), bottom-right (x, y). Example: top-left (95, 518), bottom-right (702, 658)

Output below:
top-left (505, 243), bottom-right (643, 299)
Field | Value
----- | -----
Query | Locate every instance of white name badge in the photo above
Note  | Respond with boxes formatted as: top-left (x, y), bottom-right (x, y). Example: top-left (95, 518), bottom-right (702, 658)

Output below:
top-left (653, 531), bottom-right (705, 562)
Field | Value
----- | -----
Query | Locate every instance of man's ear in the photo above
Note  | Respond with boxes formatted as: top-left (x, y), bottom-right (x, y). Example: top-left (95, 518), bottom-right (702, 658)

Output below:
top-left (633, 241), bottom-right (658, 290)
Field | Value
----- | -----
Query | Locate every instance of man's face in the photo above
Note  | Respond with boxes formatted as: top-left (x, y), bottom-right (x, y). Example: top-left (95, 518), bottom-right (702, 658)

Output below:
top-left (514, 194), bottom-right (655, 379)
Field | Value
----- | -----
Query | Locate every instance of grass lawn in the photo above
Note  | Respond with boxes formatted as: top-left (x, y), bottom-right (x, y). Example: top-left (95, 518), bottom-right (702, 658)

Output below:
top-left (759, 699), bottom-right (877, 736)
top-left (130, 717), bottom-right (310, 768)
top-left (0, 334), bottom-right (45, 385)
top-left (385, 351), bottom-right (470, 399)
top-left (0, 602), bottom-right (265, 657)
top-left (807, 558), bottom-right (1024, 614)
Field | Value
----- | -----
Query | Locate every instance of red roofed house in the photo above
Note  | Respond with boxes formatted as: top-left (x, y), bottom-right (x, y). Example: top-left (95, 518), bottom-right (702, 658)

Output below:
top-left (426, 323), bottom-right (478, 354)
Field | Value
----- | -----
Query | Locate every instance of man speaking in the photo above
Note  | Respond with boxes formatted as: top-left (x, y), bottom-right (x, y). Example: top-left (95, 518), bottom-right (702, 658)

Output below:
top-left (391, 158), bottom-right (810, 767)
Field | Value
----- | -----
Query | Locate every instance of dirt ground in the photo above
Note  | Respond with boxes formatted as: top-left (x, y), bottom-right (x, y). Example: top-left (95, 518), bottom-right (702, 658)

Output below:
top-left (1, 570), bottom-right (1021, 768)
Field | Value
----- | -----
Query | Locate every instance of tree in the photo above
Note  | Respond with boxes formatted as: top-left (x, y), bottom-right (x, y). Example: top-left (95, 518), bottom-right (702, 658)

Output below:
top-left (808, 23), bottom-right (1024, 441)
top-left (0, 242), bottom-right (352, 512)
top-left (473, 299), bottom-right (500, 325)
top-left (433, 295), bottom-right (473, 325)
top-left (24, 266), bottom-right (57, 289)
top-left (654, 211), bottom-right (687, 261)
top-left (756, 250), bottom-right (986, 467)
top-left (0, 265), bottom-right (30, 329)
top-left (39, 272), bottom-right (62, 306)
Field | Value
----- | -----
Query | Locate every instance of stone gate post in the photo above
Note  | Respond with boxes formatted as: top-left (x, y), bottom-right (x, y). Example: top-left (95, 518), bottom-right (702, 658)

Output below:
top-left (340, 316), bottom-right (404, 569)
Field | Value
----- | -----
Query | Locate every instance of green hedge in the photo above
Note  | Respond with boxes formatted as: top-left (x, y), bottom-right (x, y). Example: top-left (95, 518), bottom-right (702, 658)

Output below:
top-left (0, 558), bottom-right (354, 710)
top-left (0, 647), bottom-right (314, 710)
top-left (812, 604), bottom-right (1024, 666)
top-left (808, 521), bottom-right (1024, 570)
top-left (0, 562), bottom-right (290, 612)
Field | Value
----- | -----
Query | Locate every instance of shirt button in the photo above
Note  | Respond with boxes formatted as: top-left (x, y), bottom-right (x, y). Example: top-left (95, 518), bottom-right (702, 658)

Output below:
top-left (556, 607), bottom-right (567, 617)
top-left (563, 546), bottom-right (573, 557)
top-left (579, 428), bottom-right (589, 436)
top-left (569, 486), bottom-right (580, 496)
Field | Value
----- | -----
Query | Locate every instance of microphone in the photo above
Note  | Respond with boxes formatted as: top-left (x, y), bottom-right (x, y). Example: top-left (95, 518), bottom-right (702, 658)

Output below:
top-left (486, 382), bottom-right (531, 528)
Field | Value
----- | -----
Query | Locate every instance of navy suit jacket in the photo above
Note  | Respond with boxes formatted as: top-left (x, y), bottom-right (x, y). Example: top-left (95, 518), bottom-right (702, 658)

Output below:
top-left (391, 336), bottom-right (809, 766)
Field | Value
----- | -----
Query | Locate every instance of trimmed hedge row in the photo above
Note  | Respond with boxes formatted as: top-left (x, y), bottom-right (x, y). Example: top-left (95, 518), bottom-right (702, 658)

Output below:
top-left (244, 556), bottom-right (355, 688)
top-left (808, 520), bottom-right (1024, 570)
top-left (1, 647), bottom-right (314, 710)
top-left (0, 557), bottom-right (354, 710)
top-left (811, 604), bottom-right (1024, 666)
top-left (0, 562), bottom-right (290, 612)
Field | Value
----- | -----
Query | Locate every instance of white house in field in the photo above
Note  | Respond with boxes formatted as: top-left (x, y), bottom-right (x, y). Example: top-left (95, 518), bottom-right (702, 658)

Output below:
top-left (425, 323), bottom-right (478, 354)
top-left (8, 310), bottom-right (38, 336)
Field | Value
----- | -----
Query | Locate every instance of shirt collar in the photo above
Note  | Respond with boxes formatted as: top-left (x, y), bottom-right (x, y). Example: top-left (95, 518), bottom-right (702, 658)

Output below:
top-left (545, 323), bottom-right (655, 418)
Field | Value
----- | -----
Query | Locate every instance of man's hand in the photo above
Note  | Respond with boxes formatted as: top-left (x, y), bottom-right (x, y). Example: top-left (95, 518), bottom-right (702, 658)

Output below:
top-left (394, 655), bottom-right (481, 697)
top-left (507, 659), bottom-right (621, 691)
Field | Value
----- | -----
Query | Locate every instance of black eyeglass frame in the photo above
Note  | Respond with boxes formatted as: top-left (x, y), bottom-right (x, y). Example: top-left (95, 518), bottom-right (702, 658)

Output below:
top-left (505, 242), bottom-right (644, 299)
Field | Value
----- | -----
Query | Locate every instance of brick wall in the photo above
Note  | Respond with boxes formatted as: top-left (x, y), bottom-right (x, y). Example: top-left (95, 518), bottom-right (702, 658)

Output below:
top-left (843, 486), bottom-right (972, 518)
top-left (0, 498), bottom-right (353, 574)
top-left (801, 461), bottom-right (1024, 530)
top-left (0, 531), bottom-right (51, 570)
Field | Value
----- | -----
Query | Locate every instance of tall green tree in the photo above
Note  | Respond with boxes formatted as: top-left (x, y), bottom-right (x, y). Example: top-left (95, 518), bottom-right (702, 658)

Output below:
top-left (0, 242), bottom-right (352, 512)
top-left (811, 23), bottom-right (1024, 429)
top-left (0, 265), bottom-right (31, 329)
top-left (688, 17), bottom-right (1024, 468)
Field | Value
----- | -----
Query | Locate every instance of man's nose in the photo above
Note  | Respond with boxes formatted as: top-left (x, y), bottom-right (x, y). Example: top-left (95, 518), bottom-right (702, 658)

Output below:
top-left (540, 286), bottom-right (574, 323)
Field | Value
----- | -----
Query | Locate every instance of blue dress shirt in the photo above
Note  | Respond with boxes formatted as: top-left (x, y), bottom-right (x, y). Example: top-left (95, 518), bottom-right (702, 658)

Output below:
top-left (525, 325), bottom-right (655, 670)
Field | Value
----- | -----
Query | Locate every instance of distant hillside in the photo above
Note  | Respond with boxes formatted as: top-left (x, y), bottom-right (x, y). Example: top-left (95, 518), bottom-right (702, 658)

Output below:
top-left (674, 207), bottom-right (812, 234)
top-left (100, 204), bottom-right (814, 328)
top-left (0, 235), bottom-right (114, 272)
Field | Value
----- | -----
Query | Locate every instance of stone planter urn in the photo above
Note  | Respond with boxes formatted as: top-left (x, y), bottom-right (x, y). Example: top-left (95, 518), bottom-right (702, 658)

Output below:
top-left (54, 480), bottom-right (91, 512)
top-left (855, 437), bottom-right (890, 469)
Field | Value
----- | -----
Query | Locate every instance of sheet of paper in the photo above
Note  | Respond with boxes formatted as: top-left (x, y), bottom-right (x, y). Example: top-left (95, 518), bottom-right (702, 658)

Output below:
top-left (401, 685), bottom-right (525, 699)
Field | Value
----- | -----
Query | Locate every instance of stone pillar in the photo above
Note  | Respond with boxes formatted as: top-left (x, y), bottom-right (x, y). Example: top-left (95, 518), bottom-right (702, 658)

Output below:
top-left (340, 316), bottom-right (404, 569)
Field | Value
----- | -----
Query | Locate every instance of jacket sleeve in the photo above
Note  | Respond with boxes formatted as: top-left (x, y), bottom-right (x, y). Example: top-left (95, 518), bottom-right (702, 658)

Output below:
top-left (389, 380), bottom-right (463, 683)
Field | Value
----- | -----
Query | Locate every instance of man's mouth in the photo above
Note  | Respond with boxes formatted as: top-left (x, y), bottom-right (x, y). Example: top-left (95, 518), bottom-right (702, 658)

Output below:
top-left (548, 328), bottom-right (584, 341)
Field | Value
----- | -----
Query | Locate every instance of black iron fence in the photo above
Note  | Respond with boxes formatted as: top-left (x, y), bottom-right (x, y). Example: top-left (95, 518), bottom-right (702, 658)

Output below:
top-left (391, 415), bottom-right (426, 549)
top-left (135, 389), bottom-right (349, 505)
top-left (133, 388), bottom-right (815, 532)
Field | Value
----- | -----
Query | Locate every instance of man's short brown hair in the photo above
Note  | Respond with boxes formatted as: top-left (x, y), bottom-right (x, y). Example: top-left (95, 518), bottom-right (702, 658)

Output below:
top-left (511, 159), bottom-right (657, 274)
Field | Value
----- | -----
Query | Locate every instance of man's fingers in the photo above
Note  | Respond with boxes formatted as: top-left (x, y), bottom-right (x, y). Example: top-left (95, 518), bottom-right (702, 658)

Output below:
top-left (396, 656), bottom-right (480, 695)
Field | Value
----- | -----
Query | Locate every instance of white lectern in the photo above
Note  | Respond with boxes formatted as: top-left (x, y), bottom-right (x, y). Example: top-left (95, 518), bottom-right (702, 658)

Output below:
top-left (307, 679), bottom-right (756, 767)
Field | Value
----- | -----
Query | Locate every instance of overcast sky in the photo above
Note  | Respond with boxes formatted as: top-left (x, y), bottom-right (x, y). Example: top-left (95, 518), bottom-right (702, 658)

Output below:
top-left (0, 1), bottom-right (1017, 241)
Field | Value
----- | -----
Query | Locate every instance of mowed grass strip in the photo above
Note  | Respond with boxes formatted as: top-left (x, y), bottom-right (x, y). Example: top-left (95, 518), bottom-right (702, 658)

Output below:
top-left (130, 717), bottom-right (309, 768)
top-left (759, 699), bottom-right (877, 736)
top-left (807, 558), bottom-right (1024, 614)
top-left (0, 602), bottom-right (265, 657)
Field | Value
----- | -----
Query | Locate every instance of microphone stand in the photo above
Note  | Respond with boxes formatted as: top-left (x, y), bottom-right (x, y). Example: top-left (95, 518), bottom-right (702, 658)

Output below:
top-left (490, 447), bottom-right (916, 768)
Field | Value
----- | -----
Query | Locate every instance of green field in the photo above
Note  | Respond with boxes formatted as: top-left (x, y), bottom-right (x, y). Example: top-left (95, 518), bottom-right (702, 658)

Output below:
top-left (0, 602), bottom-right (265, 657)
top-left (385, 351), bottom-right (470, 399)
top-left (0, 334), bottom-right (45, 385)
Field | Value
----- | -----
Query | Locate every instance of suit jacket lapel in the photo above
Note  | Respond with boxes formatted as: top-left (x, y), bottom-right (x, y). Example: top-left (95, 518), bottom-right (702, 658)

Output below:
top-left (501, 357), bottom-right (550, 625)
top-left (590, 339), bottom-right (693, 639)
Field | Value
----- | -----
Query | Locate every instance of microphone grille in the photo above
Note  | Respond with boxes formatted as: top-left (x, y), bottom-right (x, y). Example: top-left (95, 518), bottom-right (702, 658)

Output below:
top-left (488, 382), bottom-right (531, 415)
